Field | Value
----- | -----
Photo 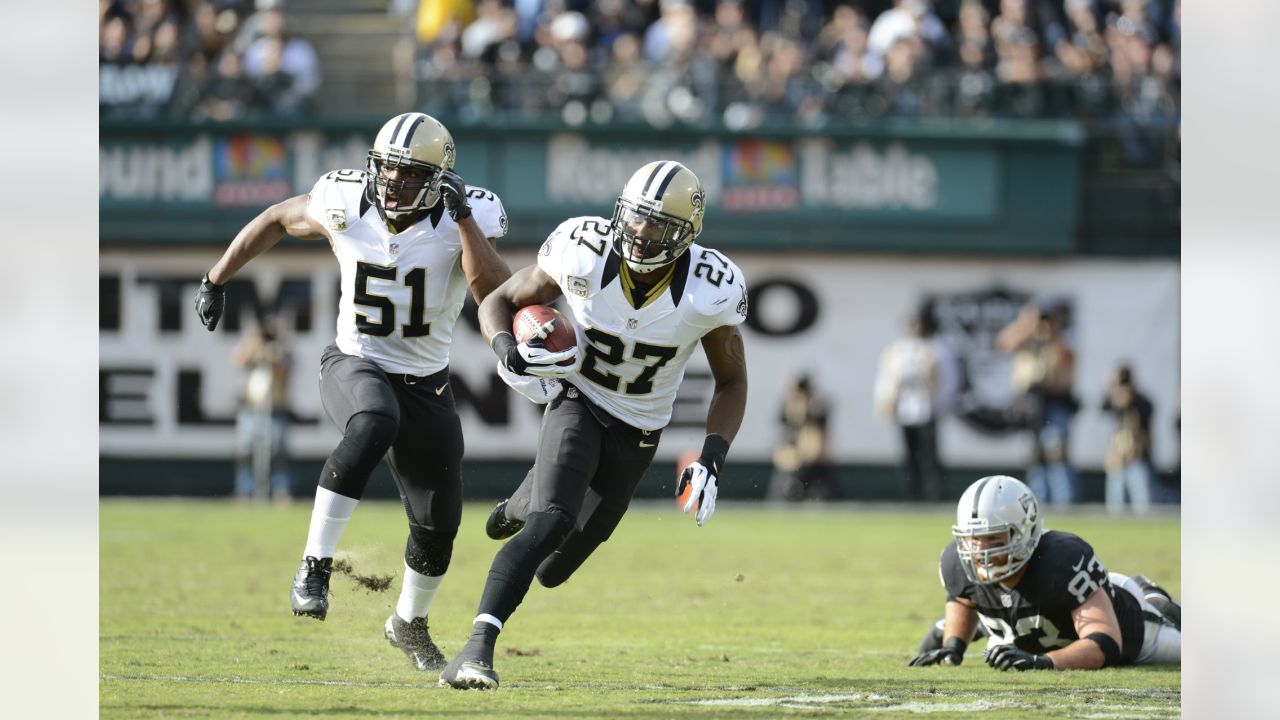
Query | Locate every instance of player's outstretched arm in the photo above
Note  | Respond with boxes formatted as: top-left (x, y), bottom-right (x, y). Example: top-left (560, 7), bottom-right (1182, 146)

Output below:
top-left (676, 325), bottom-right (748, 527)
top-left (207, 194), bottom-right (326, 285)
top-left (195, 194), bottom-right (327, 330)
top-left (910, 599), bottom-right (978, 666)
top-left (702, 324), bottom-right (748, 444)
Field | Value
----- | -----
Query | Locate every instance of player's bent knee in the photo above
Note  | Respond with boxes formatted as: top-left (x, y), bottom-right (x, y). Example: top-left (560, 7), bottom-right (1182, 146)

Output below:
top-left (319, 412), bottom-right (399, 497)
top-left (347, 411), bottom-right (398, 452)
top-left (524, 508), bottom-right (575, 540)
top-left (535, 532), bottom-right (603, 588)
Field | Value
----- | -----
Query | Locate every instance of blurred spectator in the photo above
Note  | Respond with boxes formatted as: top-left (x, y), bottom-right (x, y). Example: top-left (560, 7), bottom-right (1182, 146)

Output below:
top-left (874, 311), bottom-right (959, 502)
top-left (418, 0), bottom-right (476, 45)
top-left (241, 6), bottom-right (322, 109)
top-left (868, 0), bottom-right (950, 64)
top-left (768, 375), bottom-right (838, 502)
top-left (997, 300), bottom-right (1079, 508)
top-left (1101, 364), bottom-right (1154, 516)
top-left (195, 50), bottom-right (255, 121)
top-left (246, 35), bottom-right (307, 115)
top-left (232, 315), bottom-right (294, 501)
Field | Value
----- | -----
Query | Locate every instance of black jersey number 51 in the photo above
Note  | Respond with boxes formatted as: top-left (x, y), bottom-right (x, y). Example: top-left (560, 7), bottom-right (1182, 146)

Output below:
top-left (354, 262), bottom-right (431, 338)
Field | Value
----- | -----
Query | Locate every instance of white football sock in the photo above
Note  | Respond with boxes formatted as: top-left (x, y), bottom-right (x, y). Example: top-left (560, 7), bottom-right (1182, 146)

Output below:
top-left (301, 487), bottom-right (359, 559)
top-left (395, 563), bottom-right (444, 622)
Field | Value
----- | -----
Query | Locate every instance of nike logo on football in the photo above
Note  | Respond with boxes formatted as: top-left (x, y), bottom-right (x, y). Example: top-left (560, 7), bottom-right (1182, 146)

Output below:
top-left (639, 441), bottom-right (656, 448)
top-left (435, 384), bottom-right (448, 395)
top-left (1072, 556), bottom-right (1085, 572)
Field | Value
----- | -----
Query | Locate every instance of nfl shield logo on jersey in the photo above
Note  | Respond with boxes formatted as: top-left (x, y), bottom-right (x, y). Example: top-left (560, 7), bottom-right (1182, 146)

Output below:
top-left (389, 242), bottom-right (399, 255)
top-left (568, 275), bottom-right (589, 297)
top-left (326, 209), bottom-right (347, 230)
top-left (627, 318), bottom-right (638, 330)
top-left (1001, 593), bottom-right (1013, 608)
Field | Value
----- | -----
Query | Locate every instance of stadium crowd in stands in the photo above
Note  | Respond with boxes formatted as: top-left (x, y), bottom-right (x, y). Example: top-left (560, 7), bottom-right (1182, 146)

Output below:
top-left (99, 0), bottom-right (320, 119)
top-left (102, 1), bottom-right (1177, 128)
top-left (403, 0), bottom-right (1179, 128)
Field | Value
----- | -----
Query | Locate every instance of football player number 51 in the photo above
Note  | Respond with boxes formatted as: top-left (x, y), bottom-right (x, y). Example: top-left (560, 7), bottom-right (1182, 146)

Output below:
top-left (354, 261), bottom-right (432, 338)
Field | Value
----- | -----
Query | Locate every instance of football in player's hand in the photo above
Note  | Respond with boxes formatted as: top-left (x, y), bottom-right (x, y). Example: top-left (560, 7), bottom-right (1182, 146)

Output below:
top-left (513, 305), bottom-right (576, 364)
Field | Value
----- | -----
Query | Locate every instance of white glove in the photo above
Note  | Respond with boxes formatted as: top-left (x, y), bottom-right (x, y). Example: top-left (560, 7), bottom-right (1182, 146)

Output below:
top-left (496, 361), bottom-right (564, 404)
top-left (516, 340), bottom-right (579, 378)
top-left (677, 461), bottom-right (718, 527)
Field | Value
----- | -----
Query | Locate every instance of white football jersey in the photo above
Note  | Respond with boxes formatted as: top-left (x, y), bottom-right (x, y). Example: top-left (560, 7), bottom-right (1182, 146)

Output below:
top-left (304, 169), bottom-right (508, 375)
top-left (537, 216), bottom-right (748, 431)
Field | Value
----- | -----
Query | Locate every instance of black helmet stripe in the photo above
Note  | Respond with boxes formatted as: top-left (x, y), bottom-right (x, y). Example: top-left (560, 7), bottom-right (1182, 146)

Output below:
top-left (652, 162), bottom-right (684, 201)
top-left (971, 476), bottom-right (994, 519)
top-left (400, 114), bottom-right (427, 148)
top-left (389, 113), bottom-right (412, 145)
top-left (642, 161), bottom-right (683, 201)
top-left (640, 161), bottom-right (672, 198)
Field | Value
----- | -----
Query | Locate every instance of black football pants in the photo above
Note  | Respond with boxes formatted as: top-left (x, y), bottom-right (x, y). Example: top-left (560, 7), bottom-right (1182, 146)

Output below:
top-left (318, 345), bottom-right (464, 575)
top-left (476, 385), bottom-right (660, 623)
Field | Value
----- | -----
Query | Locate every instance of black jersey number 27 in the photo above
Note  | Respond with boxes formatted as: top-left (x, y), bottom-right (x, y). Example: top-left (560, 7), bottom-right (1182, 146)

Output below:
top-left (578, 327), bottom-right (678, 395)
top-left (354, 262), bottom-right (432, 338)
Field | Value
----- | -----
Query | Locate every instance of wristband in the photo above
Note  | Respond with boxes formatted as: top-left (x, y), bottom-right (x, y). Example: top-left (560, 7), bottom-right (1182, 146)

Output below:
top-left (699, 434), bottom-right (730, 475)
top-left (490, 331), bottom-right (517, 357)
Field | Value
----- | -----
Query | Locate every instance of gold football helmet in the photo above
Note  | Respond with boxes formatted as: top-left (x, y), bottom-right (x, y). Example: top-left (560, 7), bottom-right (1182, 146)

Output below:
top-left (365, 112), bottom-right (456, 219)
top-left (611, 161), bottom-right (706, 271)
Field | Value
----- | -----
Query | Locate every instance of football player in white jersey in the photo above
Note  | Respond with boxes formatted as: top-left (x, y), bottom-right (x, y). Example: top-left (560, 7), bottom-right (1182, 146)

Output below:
top-left (439, 160), bottom-right (750, 690)
top-left (193, 113), bottom-right (511, 672)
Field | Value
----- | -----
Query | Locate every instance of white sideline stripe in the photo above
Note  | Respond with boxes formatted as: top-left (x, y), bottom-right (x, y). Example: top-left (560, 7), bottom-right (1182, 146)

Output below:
top-left (679, 691), bottom-right (1177, 716)
top-left (102, 673), bottom-right (427, 690)
top-left (865, 700), bottom-right (1012, 713)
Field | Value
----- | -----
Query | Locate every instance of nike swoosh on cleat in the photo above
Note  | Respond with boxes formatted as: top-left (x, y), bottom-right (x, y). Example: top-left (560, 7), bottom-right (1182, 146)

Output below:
top-left (639, 441), bottom-right (655, 448)
top-left (435, 384), bottom-right (448, 395)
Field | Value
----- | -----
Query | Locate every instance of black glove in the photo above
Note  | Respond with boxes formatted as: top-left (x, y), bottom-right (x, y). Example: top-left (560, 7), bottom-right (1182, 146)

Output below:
top-left (194, 274), bottom-right (225, 331)
top-left (984, 644), bottom-right (1054, 672)
top-left (909, 637), bottom-right (966, 667)
top-left (438, 169), bottom-right (472, 222)
top-left (491, 331), bottom-right (578, 378)
top-left (491, 331), bottom-right (530, 375)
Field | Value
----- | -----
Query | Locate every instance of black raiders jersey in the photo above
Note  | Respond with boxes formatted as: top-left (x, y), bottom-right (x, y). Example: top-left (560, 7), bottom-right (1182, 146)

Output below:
top-left (939, 530), bottom-right (1145, 663)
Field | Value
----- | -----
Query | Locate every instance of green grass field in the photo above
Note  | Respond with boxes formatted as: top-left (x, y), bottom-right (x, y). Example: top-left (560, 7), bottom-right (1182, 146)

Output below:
top-left (100, 500), bottom-right (1180, 718)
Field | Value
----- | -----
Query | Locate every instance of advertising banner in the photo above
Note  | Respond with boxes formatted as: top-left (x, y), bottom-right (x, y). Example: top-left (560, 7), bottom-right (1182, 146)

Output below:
top-left (101, 251), bottom-right (1179, 470)
top-left (101, 121), bottom-right (1078, 251)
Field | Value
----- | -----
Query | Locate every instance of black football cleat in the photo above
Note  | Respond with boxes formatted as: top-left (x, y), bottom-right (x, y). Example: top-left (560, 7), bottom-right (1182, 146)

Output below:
top-left (1132, 574), bottom-right (1181, 631)
top-left (439, 654), bottom-right (499, 690)
top-left (290, 556), bottom-right (332, 620)
top-left (385, 614), bottom-right (446, 671)
top-left (485, 498), bottom-right (525, 540)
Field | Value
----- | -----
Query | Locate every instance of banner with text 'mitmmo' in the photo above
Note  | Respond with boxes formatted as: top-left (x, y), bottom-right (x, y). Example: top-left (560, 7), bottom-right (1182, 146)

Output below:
top-left (100, 251), bottom-right (1178, 469)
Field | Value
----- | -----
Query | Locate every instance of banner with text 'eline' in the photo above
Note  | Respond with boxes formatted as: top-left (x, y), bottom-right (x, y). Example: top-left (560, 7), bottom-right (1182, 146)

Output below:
top-left (100, 251), bottom-right (1177, 470)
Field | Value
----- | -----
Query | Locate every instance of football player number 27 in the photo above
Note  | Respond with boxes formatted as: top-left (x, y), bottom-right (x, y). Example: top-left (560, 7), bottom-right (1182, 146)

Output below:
top-left (354, 261), bottom-right (431, 337)
top-left (579, 327), bottom-right (678, 395)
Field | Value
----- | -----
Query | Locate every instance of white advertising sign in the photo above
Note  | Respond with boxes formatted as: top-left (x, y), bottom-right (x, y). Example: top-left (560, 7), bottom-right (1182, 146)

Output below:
top-left (100, 250), bottom-right (1179, 470)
